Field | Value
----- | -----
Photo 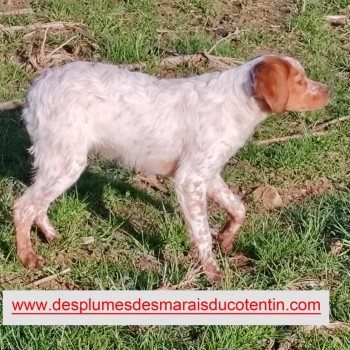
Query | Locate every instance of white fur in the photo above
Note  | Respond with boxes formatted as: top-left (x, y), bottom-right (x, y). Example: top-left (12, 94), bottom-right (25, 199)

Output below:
top-left (14, 55), bottom-right (300, 280)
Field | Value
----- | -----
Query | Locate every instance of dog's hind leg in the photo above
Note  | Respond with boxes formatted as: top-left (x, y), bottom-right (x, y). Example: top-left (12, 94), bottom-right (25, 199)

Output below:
top-left (34, 207), bottom-right (59, 243)
top-left (13, 151), bottom-right (87, 268)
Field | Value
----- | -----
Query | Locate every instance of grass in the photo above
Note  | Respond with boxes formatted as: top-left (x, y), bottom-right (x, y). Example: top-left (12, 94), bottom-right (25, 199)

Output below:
top-left (0, 0), bottom-right (350, 348)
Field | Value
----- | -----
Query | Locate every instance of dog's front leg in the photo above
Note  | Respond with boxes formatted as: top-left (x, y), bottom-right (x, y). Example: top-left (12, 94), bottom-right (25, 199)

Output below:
top-left (208, 174), bottom-right (246, 253)
top-left (175, 172), bottom-right (221, 285)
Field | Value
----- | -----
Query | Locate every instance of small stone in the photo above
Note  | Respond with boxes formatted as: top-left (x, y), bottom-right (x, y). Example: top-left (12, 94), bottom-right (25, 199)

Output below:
top-left (325, 15), bottom-right (347, 26)
top-left (81, 236), bottom-right (95, 245)
top-left (253, 185), bottom-right (283, 210)
top-left (330, 240), bottom-right (343, 256)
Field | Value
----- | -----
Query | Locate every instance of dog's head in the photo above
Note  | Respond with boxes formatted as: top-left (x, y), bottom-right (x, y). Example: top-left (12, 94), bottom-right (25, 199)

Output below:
top-left (253, 55), bottom-right (331, 113)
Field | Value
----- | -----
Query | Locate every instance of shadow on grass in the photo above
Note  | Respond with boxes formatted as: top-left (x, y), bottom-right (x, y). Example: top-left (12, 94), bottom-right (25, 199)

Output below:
top-left (75, 171), bottom-right (172, 258)
top-left (0, 107), bottom-right (173, 265)
top-left (0, 107), bottom-right (32, 182)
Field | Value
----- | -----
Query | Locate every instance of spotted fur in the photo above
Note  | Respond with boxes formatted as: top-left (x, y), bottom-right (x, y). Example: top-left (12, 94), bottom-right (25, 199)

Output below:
top-left (13, 55), bottom-right (330, 284)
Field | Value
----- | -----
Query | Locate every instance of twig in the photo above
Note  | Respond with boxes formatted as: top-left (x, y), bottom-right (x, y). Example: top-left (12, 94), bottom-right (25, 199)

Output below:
top-left (25, 268), bottom-right (71, 288)
top-left (40, 27), bottom-right (49, 59)
top-left (325, 15), bottom-right (347, 26)
top-left (301, 0), bottom-right (307, 12)
top-left (120, 52), bottom-right (242, 71)
top-left (256, 116), bottom-right (350, 146)
top-left (135, 174), bottom-right (168, 193)
top-left (202, 52), bottom-right (243, 66)
top-left (156, 28), bottom-right (174, 34)
top-left (283, 278), bottom-right (327, 290)
top-left (302, 321), bottom-right (350, 333)
top-left (0, 99), bottom-right (24, 111)
top-left (314, 115), bottom-right (350, 131)
top-left (46, 35), bottom-right (77, 59)
top-left (74, 26), bottom-right (100, 49)
top-left (256, 131), bottom-right (326, 145)
top-left (154, 45), bottom-right (179, 56)
top-left (0, 8), bottom-right (34, 16)
top-left (155, 54), bottom-right (201, 69)
top-left (206, 28), bottom-right (239, 55)
top-left (0, 21), bottom-right (82, 34)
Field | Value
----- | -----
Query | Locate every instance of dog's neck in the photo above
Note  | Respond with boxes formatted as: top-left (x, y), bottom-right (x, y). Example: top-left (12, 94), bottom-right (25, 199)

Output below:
top-left (216, 58), bottom-right (270, 124)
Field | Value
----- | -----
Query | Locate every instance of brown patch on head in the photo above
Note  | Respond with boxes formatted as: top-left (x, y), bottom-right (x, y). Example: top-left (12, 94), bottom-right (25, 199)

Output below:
top-left (253, 55), bottom-right (331, 113)
top-left (253, 56), bottom-right (291, 113)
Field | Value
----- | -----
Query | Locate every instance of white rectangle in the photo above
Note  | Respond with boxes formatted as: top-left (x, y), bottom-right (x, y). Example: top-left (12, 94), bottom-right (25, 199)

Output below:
top-left (2, 290), bottom-right (329, 325)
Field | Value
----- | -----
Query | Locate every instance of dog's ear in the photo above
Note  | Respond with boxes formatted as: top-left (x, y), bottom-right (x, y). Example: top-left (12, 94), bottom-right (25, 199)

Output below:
top-left (253, 56), bottom-right (290, 113)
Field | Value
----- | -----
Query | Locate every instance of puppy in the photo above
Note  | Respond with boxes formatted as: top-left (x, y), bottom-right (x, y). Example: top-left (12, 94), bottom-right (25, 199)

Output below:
top-left (13, 55), bottom-right (330, 284)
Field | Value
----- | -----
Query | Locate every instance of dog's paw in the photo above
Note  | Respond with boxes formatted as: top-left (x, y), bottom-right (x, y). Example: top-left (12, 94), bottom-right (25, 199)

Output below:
top-left (35, 219), bottom-right (59, 243)
top-left (203, 260), bottom-right (222, 286)
top-left (218, 236), bottom-right (234, 254)
top-left (44, 230), bottom-right (59, 243)
top-left (218, 229), bottom-right (237, 254)
top-left (19, 250), bottom-right (45, 268)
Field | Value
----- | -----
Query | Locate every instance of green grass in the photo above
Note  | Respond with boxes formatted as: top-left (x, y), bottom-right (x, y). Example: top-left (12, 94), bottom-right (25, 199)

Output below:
top-left (0, 0), bottom-right (350, 348)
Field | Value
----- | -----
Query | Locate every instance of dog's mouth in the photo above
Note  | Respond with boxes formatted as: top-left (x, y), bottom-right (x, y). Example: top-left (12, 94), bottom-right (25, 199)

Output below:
top-left (286, 80), bottom-right (331, 112)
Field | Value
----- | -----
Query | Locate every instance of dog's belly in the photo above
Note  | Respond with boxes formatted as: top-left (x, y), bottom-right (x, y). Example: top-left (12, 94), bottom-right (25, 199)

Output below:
top-left (93, 110), bottom-right (183, 175)
top-left (96, 136), bottom-right (180, 176)
top-left (99, 145), bottom-right (179, 175)
top-left (137, 158), bottom-right (178, 176)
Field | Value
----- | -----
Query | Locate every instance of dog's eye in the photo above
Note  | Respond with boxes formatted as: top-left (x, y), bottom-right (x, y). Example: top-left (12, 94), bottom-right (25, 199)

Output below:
top-left (296, 79), bottom-right (304, 86)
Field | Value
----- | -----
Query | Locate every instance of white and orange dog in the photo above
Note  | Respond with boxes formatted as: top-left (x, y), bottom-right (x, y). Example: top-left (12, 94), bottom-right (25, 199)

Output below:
top-left (14, 55), bottom-right (330, 283)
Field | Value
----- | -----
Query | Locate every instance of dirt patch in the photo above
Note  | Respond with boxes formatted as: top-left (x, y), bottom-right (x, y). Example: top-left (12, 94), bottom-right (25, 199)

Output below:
top-left (205, 0), bottom-right (294, 40)
top-left (156, 0), bottom-right (207, 33)
top-left (157, 0), bottom-right (295, 36)
top-left (228, 252), bottom-right (255, 273)
top-left (135, 252), bottom-right (160, 272)
top-left (0, 0), bottom-right (30, 11)
top-left (279, 179), bottom-right (334, 205)
top-left (222, 178), bottom-right (335, 212)
top-left (220, 0), bottom-right (294, 28)
top-left (111, 201), bottom-right (161, 233)
top-left (163, 249), bottom-right (191, 267)
top-left (1, 269), bottom-right (80, 290)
